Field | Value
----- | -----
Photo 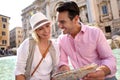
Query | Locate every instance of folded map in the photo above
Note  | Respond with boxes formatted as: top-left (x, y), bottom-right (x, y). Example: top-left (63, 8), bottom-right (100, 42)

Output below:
top-left (52, 63), bottom-right (98, 80)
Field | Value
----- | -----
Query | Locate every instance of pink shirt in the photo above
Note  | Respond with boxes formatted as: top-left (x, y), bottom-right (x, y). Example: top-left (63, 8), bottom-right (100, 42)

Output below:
top-left (58, 23), bottom-right (117, 78)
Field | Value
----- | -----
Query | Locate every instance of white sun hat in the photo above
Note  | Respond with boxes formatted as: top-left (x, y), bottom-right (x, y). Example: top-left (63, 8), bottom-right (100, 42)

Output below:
top-left (30, 12), bottom-right (51, 32)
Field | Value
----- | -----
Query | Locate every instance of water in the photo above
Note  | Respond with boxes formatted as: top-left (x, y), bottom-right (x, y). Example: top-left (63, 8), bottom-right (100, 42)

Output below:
top-left (0, 56), bottom-right (16, 80)
top-left (0, 49), bottom-right (120, 80)
top-left (113, 49), bottom-right (120, 79)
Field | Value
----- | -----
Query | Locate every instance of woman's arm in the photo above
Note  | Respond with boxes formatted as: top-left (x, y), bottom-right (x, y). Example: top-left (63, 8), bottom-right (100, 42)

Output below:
top-left (15, 39), bottom-right (29, 80)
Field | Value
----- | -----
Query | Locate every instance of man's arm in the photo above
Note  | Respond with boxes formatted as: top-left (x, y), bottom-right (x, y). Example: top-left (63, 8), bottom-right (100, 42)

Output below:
top-left (96, 29), bottom-right (116, 75)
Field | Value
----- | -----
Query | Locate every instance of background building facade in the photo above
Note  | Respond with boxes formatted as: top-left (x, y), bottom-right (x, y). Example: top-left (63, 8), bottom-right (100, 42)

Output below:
top-left (10, 27), bottom-right (23, 48)
top-left (0, 14), bottom-right (10, 50)
top-left (21, 0), bottom-right (120, 39)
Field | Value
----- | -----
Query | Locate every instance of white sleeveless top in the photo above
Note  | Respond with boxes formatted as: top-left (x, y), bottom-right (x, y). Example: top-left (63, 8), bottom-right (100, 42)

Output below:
top-left (15, 38), bottom-right (60, 80)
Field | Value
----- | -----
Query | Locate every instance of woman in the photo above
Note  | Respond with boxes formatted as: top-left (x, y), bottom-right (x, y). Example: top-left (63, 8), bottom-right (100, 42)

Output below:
top-left (15, 12), bottom-right (60, 80)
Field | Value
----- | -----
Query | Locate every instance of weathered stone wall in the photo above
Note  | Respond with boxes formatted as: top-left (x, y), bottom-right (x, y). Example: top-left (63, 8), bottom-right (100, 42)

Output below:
top-left (107, 35), bottom-right (120, 49)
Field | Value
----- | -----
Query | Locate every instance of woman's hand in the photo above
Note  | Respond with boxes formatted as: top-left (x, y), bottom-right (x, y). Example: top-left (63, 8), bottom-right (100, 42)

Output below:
top-left (15, 74), bottom-right (25, 80)
top-left (59, 65), bottom-right (70, 71)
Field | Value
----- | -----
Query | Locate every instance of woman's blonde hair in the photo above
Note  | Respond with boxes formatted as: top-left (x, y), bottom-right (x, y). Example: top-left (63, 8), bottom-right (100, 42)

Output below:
top-left (31, 23), bottom-right (52, 43)
top-left (31, 30), bottom-right (40, 43)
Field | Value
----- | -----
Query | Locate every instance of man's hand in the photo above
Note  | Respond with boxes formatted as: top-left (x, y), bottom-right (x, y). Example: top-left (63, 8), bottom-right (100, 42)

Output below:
top-left (83, 65), bottom-right (111, 80)
top-left (83, 69), bottom-right (105, 80)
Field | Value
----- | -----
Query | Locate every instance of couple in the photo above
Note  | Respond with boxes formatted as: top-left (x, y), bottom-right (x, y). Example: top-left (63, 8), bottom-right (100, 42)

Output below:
top-left (15, 1), bottom-right (117, 80)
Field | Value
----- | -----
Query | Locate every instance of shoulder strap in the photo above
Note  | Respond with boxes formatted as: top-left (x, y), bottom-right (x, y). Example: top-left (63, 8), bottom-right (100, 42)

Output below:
top-left (25, 39), bottom-right (57, 79)
top-left (25, 37), bottom-right (36, 80)
top-left (31, 41), bottom-right (51, 76)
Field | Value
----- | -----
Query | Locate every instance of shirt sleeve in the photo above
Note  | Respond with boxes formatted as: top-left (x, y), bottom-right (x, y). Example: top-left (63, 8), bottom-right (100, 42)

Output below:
top-left (96, 29), bottom-right (117, 75)
top-left (58, 36), bottom-right (69, 68)
top-left (14, 38), bottom-right (29, 75)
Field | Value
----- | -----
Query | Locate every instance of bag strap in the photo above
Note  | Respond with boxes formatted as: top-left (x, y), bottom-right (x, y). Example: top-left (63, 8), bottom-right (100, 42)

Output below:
top-left (25, 37), bottom-right (36, 80)
top-left (25, 39), bottom-right (56, 80)
top-left (31, 41), bottom-right (52, 76)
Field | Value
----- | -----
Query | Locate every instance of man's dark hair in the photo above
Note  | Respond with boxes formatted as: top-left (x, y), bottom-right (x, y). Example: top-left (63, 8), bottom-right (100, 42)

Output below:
top-left (56, 1), bottom-right (79, 20)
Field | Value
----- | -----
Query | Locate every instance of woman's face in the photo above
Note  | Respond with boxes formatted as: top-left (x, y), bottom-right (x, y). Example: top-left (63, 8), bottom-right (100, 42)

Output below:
top-left (35, 23), bottom-right (51, 40)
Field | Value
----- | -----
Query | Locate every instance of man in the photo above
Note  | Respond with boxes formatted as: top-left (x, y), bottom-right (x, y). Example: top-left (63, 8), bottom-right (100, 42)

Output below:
top-left (56, 1), bottom-right (117, 80)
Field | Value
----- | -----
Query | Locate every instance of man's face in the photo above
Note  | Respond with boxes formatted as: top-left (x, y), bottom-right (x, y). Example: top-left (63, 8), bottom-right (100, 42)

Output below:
top-left (57, 11), bottom-right (75, 34)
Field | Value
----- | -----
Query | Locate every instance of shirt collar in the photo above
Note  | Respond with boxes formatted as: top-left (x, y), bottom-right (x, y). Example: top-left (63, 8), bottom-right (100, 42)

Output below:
top-left (80, 22), bottom-right (87, 33)
top-left (67, 22), bottom-right (87, 38)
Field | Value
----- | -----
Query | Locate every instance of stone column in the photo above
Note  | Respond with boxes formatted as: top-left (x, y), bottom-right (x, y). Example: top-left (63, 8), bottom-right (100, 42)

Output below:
top-left (80, 7), bottom-right (88, 23)
top-left (86, 0), bottom-right (95, 23)
top-left (110, 0), bottom-right (119, 19)
top-left (107, 1), bottom-right (112, 20)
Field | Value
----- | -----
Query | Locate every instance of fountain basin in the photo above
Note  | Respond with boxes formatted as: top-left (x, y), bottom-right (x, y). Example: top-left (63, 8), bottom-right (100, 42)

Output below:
top-left (0, 49), bottom-right (120, 80)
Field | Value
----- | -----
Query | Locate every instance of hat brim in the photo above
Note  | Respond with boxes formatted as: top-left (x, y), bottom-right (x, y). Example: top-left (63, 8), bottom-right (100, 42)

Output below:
top-left (30, 21), bottom-right (51, 33)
